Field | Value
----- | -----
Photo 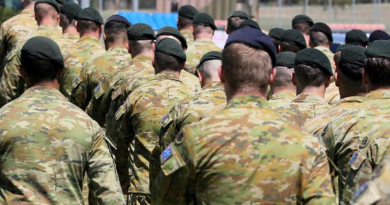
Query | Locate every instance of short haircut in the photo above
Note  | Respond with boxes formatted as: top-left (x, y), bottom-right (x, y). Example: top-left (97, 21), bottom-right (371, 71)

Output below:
top-left (77, 20), bottom-right (100, 33)
top-left (293, 23), bottom-right (310, 35)
top-left (34, 3), bottom-right (58, 22)
top-left (104, 21), bottom-right (129, 43)
top-left (60, 13), bottom-right (76, 29)
top-left (178, 16), bottom-right (193, 29)
top-left (294, 64), bottom-right (331, 87)
top-left (310, 31), bottom-right (330, 47)
top-left (280, 41), bottom-right (301, 53)
top-left (364, 57), bottom-right (390, 87)
top-left (20, 53), bottom-right (63, 85)
top-left (128, 40), bottom-right (153, 54)
top-left (193, 24), bottom-right (213, 36)
top-left (274, 66), bottom-right (294, 87)
top-left (333, 51), bottom-right (341, 66)
top-left (227, 16), bottom-right (245, 34)
top-left (272, 38), bottom-right (281, 53)
top-left (198, 59), bottom-right (221, 79)
top-left (222, 43), bottom-right (272, 93)
top-left (155, 52), bottom-right (184, 72)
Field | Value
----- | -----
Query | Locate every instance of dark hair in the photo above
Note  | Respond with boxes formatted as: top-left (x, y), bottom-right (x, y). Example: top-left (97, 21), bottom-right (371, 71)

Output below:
top-left (338, 61), bottom-right (363, 82)
top-left (77, 20), bottom-right (100, 33)
top-left (155, 52), bottom-right (184, 72)
top-left (193, 24), bottom-right (213, 36)
top-left (178, 16), bottom-right (193, 29)
top-left (227, 16), bottom-right (245, 34)
top-left (20, 53), bottom-right (62, 85)
top-left (293, 23), bottom-right (310, 35)
top-left (310, 31), bottom-right (330, 47)
top-left (104, 21), bottom-right (129, 43)
top-left (364, 57), bottom-right (390, 87)
top-left (280, 41), bottom-right (301, 53)
top-left (60, 13), bottom-right (76, 28)
top-left (294, 64), bottom-right (331, 87)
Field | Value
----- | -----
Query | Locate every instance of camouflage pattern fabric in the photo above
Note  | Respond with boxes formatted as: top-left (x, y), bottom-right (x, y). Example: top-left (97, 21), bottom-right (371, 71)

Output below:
top-left (319, 89), bottom-right (390, 203)
top-left (180, 30), bottom-right (194, 47)
top-left (114, 72), bottom-right (193, 202)
top-left (0, 25), bottom-right (62, 107)
top-left (184, 38), bottom-right (221, 74)
top-left (268, 91), bottom-right (295, 109)
top-left (0, 86), bottom-right (125, 205)
top-left (60, 35), bottom-right (105, 98)
top-left (180, 70), bottom-right (201, 93)
top-left (325, 82), bottom-right (340, 105)
top-left (305, 96), bottom-right (363, 135)
top-left (0, 9), bottom-right (37, 72)
top-left (56, 33), bottom-right (79, 52)
top-left (275, 93), bottom-right (331, 128)
top-left (70, 46), bottom-right (131, 110)
top-left (351, 156), bottom-right (390, 205)
top-left (315, 46), bottom-right (335, 71)
top-left (151, 95), bottom-right (336, 205)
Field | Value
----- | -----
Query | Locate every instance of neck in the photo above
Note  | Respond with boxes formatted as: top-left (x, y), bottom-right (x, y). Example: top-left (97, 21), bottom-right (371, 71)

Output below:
top-left (62, 26), bottom-right (78, 35)
top-left (296, 85), bottom-right (326, 98)
top-left (339, 83), bottom-right (367, 99)
top-left (225, 84), bottom-right (267, 102)
top-left (38, 20), bottom-right (57, 27)
top-left (28, 80), bottom-right (60, 90)
top-left (106, 42), bottom-right (126, 51)
top-left (80, 32), bottom-right (100, 40)
top-left (180, 27), bottom-right (192, 31)
top-left (194, 33), bottom-right (213, 41)
top-left (132, 50), bottom-right (154, 59)
top-left (201, 79), bottom-right (220, 88)
top-left (271, 86), bottom-right (296, 95)
top-left (156, 69), bottom-right (180, 78)
top-left (24, 4), bottom-right (34, 9)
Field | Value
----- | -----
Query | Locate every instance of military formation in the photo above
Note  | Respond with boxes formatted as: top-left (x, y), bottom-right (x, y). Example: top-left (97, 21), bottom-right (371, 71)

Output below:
top-left (1, 0), bottom-right (390, 204)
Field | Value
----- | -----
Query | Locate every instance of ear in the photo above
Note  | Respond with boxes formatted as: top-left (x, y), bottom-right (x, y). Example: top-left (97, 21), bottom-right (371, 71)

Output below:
top-left (191, 26), bottom-right (194, 34)
top-left (34, 12), bottom-right (37, 21)
top-left (362, 69), bottom-right (369, 85)
top-left (103, 33), bottom-right (107, 41)
top-left (152, 42), bottom-right (156, 52)
top-left (125, 43), bottom-right (129, 52)
top-left (176, 19), bottom-right (180, 30)
top-left (99, 25), bottom-right (103, 34)
top-left (325, 75), bottom-right (331, 88)
top-left (178, 61), bottom-right (185, 71)
top-left (19, 66), bottom-right (27, 79)
top-left (152, 56), bottom-right (156, 69)
top-left (278, 45), bottom-right (282, 52)
top-left (225, 26), bottom-right (229, 35)
top-left (334, 67), bottom-right (340, 87)
top-left (218, 65), bottom-right (225, 83)
top-left (75, 21), bottom-right (80, 32)
top-left (291, 72), bottom-right (296, 86)
top-left (56, 14), bottom-right (60, 25)
top-left (198, 71), bottom-right (203, 85)
top-left (269, 68), bottom-right (276, 85)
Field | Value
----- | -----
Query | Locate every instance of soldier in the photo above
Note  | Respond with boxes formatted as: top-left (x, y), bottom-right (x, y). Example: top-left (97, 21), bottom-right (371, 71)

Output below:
top-left (0, 36), bottom-right (125, 204)
top-left (151, 28), bottom-right (335, 205)
top-left (275, 48), bottom-right (333, 128)
top-left (368, 30), bottom-right (390, 44)
top-left (177, 5), bottom-right (198, 47)
top-left (279, 29), bottom-right (306, 53)
top-left (320, 40), bottom-right (390, 203)
top-left (292, 14), bottom-right (313, 47)
top-left (268, 27), bottom-right (285, 53)
top-left (345, 29), bottom-right (368, 47)
top-left (238, 19), bottom-right (261, 30)
top-left (305, 46), bottom-right (366, 135)
top-left (185, 13), bottom-right (221, 74)
top-left (268, 51), bottom-right (296, 109)
top-left (225, 11), bottom-right (249, 34)
top-left (70, 14), bottom-right (131, 110)
top-left (60, 7), bottom-right (105, 98)
top-left (115, 38), bottom-right (193, 204)
top-left (1, 0), bottom-right (62, 106)
top-left (56, 2), bottom-right (81, 50)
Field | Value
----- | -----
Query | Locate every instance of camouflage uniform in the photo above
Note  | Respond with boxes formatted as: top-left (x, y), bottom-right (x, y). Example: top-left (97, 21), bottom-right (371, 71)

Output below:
top-left (151, 95), bottom-right (336, 205)
top-left (325, 82), bottom-right (340, 105)
top-left (180, 30), bottom-right (194, 47)
top-left (70, 46), bottom-right (131, 110)
top-left (0, 86), bottom-right (125, 205)
top-left (56, 33), bottom-right (79, 52)
top-left (0, 25), bottom-right (62, 106)
top-left (184, 38), bottom-right (221, 74)
top-left (351, 157), bottom-right (390, 205)
top-left (60, 35), bottom-right (105, 98)
top-left (320, 89), bottom-right (390, 203)
top-left (315, 46), bottom-right (335, 70)
top-left (114, 72), bottom-right (193, 204)
top-left (275, 93), bottom-right (331, 128)
top-left (268, 91), bottom-right (295, 109)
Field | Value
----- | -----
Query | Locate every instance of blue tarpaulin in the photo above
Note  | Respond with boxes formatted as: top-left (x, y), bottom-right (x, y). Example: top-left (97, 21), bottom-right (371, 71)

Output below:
top-left (117, 12), bottom-right (178, 31)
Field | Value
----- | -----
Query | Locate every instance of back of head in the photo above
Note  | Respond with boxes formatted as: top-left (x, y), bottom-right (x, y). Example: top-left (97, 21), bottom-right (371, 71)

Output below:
top-left (77, 7), bottom-right (103, 34)
top-left (104, 15), bottom-right (131, 44)
top-left (280, 29), bottom-right (306, 53)
top-left (193, 13), bottom-right (217, 37)
top-left (156, 26), bottom-right (187, 49)
top-left (292, 14), bottom-right (313, 35)
top-left (309, 22), bottom-right (333, 48)
top-left (24, 0), bottom-right (37, 7)
top-left (364, 40), bottom-right (390, 88)
top-left (127, 23), bottom-right (155, 54)
top-left (274, 51), bottom-right (296, 88)
top-left (238, 19), bottom-right (261, 31)
top-left (198, 51), bottom-right (222, 81)
top-left (34, 0), bottom-right (60, 23)
top-left (177, 5), bottom-right (198, 30)
top-left (337, 46), bottom-right (365, 83)
top-left (155, 38), bottom-right (186, 72)
top-left (226, 11), bottom-right (249, 34)
top-left (368, 30), bottom-right (390, 44)
top-left (345, 29), bottom-right (368, 47)
top-left (59, 2), bottom-right (81, 29)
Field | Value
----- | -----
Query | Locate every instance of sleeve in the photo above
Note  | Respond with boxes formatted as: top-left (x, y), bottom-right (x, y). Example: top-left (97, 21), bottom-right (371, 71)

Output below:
top-left (70, 64), bottom-right (90, 110)
top-left (87, 128), bottom-right (126, 205)
top-left (86, 78), bottom-right (112, 127)
top-left (0, 23), bottom-right (7, 73)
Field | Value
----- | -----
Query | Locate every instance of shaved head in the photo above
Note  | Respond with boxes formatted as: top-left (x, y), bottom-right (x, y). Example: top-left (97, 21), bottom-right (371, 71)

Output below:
top-left (34, 3), bottom-right (58, 22)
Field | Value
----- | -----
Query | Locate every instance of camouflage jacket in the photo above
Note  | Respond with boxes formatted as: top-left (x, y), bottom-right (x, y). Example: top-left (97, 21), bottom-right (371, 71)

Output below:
top-left (320, 89), bottom-right (390, 203)
top-left (60, 35), bottom-right (105, 98)
top-left (275, 93), bottom-right (330, 128)
top-left (268, 91), bottom-right (295, 109)
top-left (0, 86), bottom-right (125, 205)
top-left (351, 155), bottom-right (390, 205)
top-left (315, 46), bottom-right (335, 71)
top-left (325, 82), bottom-right (340, 105)
top-left (160, 82), bottom-right (226, 149)
top-left (180, 30), bottom-right (194, 47)
top-left (56, 33), bottom-right (79, 52)
top-left (305, 96), bottom-right (363, 135)
top-left (151, 95), bottom-right (336, 205)
top-left (70, 46), bottom-right (131, 110)
top-left (0, 9), bottom-right (37, 71)
top-left (184, 38), bottom-right (221, 74)
top-left (114, 72), bottom-right (193, 195)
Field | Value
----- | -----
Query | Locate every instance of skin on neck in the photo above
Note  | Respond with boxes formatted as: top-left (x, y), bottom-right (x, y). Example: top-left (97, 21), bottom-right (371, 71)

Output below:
top-left (224, 83), bottom-right (267, 102)
top-left (62, 25), bottom-right (78, 35)
top-left (80, 31), bottom-right (100, 40)
top-left (194, 33), bottom-right (213, 41)
top-left (336, 71), bottom-right (366, 99)
top-left (362, 69), bottom-right (390, 92)
top-left (37, 18), bottom-right (58, 26)
top-left (198, 72), bottom-right (220, 88)
top-left (271, 86), bottom-right (296, 96)
top-left (296, 84), bottom-right (327, 98)
top-left (130, 49), bottom-right (154, 59)
top-left (20, 68), bottom-right (61, 90)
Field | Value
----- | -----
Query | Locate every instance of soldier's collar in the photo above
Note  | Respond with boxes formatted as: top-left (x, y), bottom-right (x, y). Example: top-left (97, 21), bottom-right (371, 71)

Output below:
top-left (132, 55), bottom-right (153, 62)
top-left (79, 35), bottom-right (100, 42)
top-left (292, 93), bottom-right (325, 103)
top-left (154, 72), bottom-right (181, 81)
top-left (21, 9), bottom-right (34, 14)
top-left (270, 91), bottom-right (295, 101)
top-left (195, 38), bottom-right (213, 42)
top-left (62, 33), bottom-right (79, 40)
top-left (202, 81), bottom-right (223, 90)
top-left (365, 89), bottom-right (390, 101)
top-left (339, 96), bottom-right (364, 104)
top-left (107, 45), bottom-right (129, 54)
top-left (226, 95), bottom-right (270, 109)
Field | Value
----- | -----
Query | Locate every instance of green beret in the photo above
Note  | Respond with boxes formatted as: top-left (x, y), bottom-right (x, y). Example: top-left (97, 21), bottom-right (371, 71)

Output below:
top-left (21, 36), bottom-right (64, 68)
top-left (268, 28), bottom-right (285, 39)
top-left (157, 26), bottom-right (187, 49)
top-left (60, 2), bottom-right (81, 20)
top-left (127, 23), bottom-right (156, 41)
top-left (197, 51), bottom-right (221, 68)
top-left (78, 7), bottom-right (103, 25)
top-left (156, 38), bottom-right (186, 61)
top-left (35, 0), bottom-right (60, 13)
top-left (339, 46), bottom-right (366, 67)
top-left (275, 51), bottom-right (296, 68)
top-left (345, 29), bottom-right (368, 46)
top-left (238, 19), bottom-right (261, 31)
top-left (193, 13), bottom-right (217, 30)
top-left (55, 0), bottom-right (65, 5)
top-left (292, 14), bottom-right (314, 26)
top-left (366, 40), bottom-right (390, 59)
top-left (178, 5), bottom-right (198, 20)
top-left (228, 11), bottom-right (249, 19)
top-left (335, 43), bottom-right (355, 52)
top-left (280, 29), bottom-right (306, 49)
top-left (295, 48), bottom-right (333, 75)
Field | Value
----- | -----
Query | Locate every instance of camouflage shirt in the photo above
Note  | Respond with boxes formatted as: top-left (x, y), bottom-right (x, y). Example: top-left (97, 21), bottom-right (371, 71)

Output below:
top-left (60, 35), bottom-right (105, 98)
top-left (151, 95), bottom-right (335, 205)
top-left (114, 72), bottom-right (193, 195)
top-left (268, 91), bottom-right (295, 109)
top-left (180, 29), bottom-right (194, 47)
top-left (320, 89), bottom-right (390, 203)
top-left (184, 38), bottom-right (221, 74)
top-left (275, 93), bottom-right (331, 128)
top-left (325, 82), bottom-right (340, 105)
top-left (0, 86), bottom-right (125, 205)
top-left (56, 33), bottom-right (79, 52)
top-left (315, 46), bottom-right (335, 71)
top-left (70, 46), bottom-right (131, 110)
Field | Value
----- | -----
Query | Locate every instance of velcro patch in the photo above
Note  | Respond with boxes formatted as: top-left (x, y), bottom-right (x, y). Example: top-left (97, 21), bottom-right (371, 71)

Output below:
top-left (349, 150), bottom-right (367, 170)
top-left (94, 83), bottom-right (104, 99)
top-left (161, 144), bottom-right (173, 163)
top-left (115, 105), bottom-right (126, 120)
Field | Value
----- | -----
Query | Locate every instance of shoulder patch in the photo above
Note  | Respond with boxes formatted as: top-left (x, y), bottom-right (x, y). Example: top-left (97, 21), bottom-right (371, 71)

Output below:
top-left (349, 150), bottom-right (367, 170)
top-left (353, 183), bottom-right (368, 199)
top-left (94, 83), bottom-right (104, 99)
top-left (161, 144), bottom-right (173, 164)
top-left (115, 104), bottom-right (126, 120)
top-left (111, 87), bottom-right (122, 100)
top-left (72, 75), bottom-right (82, 88)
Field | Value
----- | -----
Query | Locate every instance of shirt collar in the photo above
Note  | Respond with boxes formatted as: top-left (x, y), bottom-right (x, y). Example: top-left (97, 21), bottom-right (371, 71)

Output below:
top-left (270, 92), bottom-right (295, 101)
top-left (153, 72), bottom-right (181, 82)
top-left (292, 93), bottom-right (326, 103)
top-left (20, 9), bottom-right (34, 14)
top-left (79, 35), bottom-right (101, 44)
top-left (107, 45), bottom-right (129, 55)
top-left (195, 38), bottom-right (213, 43)
top-left (202, 82), bottom-right (224, 90)
top-left (23, 86), bottom-right (66, 100)
top-left (226, 95), bottom-right (270, 109)
top-left (62, 33), bottom-right (79, 40)
top-left (365, 89), bottom-right (390, 101)
top-left (339, 96), bottom-right (364, 104)
top-left (132, 55), bottom-right (153, 63)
